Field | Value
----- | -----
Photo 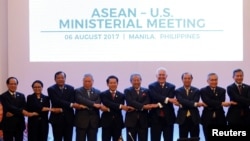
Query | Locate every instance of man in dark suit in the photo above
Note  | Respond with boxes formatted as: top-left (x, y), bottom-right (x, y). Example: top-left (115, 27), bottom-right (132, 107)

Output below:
top-left (100, 75), bottom-right (134, 141)
top-left (74, 73), bottom-right (102, 141)
top-left (148, 67), bottom-right (179, 141)
top-left (1, 77), bottom-right (38, 141)
top-left (124, 73), bottom-right (158, 141)
top-left (47, 71), bottom-right (81, 141)
top-left (200, 73), bottom-right (231, 141)
top-left (226, 69), bottom-right (250, 127)
top-left (176, 72), bottom-right (206, 140)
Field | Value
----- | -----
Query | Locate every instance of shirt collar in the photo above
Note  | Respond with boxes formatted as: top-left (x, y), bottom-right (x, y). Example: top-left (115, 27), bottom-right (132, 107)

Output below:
top-left (9, 91), bottom-right (16, 95)
top-left (235, 82), bottom-right (242, 87)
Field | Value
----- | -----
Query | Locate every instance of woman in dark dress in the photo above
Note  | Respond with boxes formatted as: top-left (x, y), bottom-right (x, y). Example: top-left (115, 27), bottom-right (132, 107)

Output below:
top-left (26, 80), bottom-right (50, 141)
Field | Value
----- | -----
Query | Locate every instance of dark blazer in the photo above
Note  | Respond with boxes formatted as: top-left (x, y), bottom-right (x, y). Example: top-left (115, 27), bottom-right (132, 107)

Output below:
top-left (175, 86), bottom-right (201, 125)
top-left (26, 93), bottom-right (50, 141)
top-left (47, 84), bottom-right (75, 125)
top-left (200, 86), bottom-right (227, 125)
top-left (74, 87), bottom-right (101, 128)
top-left (226, 83), bottom-right (250, 124)
top-left (100, 90), bottom-right (125, 129)
top-left (26, 93), bottom-right (50, 122)
top-left (0, 91), bottom-right (26, 132)
top-left (124, 87), bottom-right (151, 128)
top-left (148, 81), bottom-right (176, 124)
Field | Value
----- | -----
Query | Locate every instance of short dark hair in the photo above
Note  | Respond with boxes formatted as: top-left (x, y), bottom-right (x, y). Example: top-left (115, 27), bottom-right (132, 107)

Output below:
top-left (6, 77), bottom-right (18, 85)
top-left (106, 75), bottom-right (119, 84)
top-left (54, 71), bottom-right (66, 80)
top-left (233, 69), bottom-right (243, 77)
top-left (181, 72), bottom-right (193, 79)
top-left (31, 80), bottom-right (44, 88)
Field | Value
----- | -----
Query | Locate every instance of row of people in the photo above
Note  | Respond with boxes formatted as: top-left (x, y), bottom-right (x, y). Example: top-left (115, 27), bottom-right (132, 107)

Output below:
top-left (0, 68), bottom-right (250, 141)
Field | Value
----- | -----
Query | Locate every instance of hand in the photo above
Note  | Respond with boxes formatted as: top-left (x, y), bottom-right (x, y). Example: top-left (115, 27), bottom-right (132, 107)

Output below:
top-left (28, 112), bottom-right (39, 117)
top-left (93, 103), bottom-right (102, 109)
top-left (150, 104), bottom-right (160, 109)
top-left (221, 102), bottom-right (231, 107)
top-left (80, 104), bottom-right (88, 109)
top-left (230, 101), bottom-right (237, 105)
top-left (100, 105), bottom-right (109, 112)
top-left (72, 103), bottom-right (82, 109)
top-left (168, 98), bottom-right (178, 105)
top-left (173, 101), bottom-right (180, 106)
top-left (196, 102), bottom-right (206, 107)
top-left (6, 112), bottom-right (14, 117)
top-left (143, 104), bottom-right (153, 110)
top-left (50, 108), bottom-right (63, 113)
top-left (42, 107), bottom-right (50, 112)
top-left (127, 106), bottom-right (135, 112)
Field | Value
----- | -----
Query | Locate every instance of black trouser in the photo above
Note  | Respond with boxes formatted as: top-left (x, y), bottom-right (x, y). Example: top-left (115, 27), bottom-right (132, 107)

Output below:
top-left (76, 126), bottom-right (98, 141)
top-left (102, 125), bottom-right (122, 141)
top-left (51, 123), bottom-right (73, 141)
top-left (3, 130), bottom-right (23, 141)
top-left (150, 117), bottom-right (174, 141)
top-left (126, 121), bottom-right (148, 141)
top-left (179, 117), bottom-right (199, 138)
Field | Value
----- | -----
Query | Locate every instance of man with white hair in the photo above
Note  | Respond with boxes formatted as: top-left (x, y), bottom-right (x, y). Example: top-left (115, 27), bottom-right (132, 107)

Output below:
top-left (148, 67), bottom-right (179, 141)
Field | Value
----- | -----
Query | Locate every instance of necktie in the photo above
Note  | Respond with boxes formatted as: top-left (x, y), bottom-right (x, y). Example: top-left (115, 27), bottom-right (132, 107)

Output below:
top-left (185, 88), bottom-right (191, 117)
top-left (211, 88), bottom-right (215, 94)
top-left (161, 83), bottom-right (164, 88)
top-left (185, 88), bottom-right (189, 96)
top-left (87, 90), bottom-right (90, 98)
top-left (60, 87), bottom-right (64, 93)
top-left (136, 89), bottom-right (140, 95)
top-left (238, 85), bottom-right (242, 94)
top-left (12, 93), bottom-right (16, 98)
top-left (111, 91), bottom-right (115, 100)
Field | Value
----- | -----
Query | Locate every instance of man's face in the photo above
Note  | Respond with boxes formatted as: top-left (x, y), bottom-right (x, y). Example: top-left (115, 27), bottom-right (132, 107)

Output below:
top-left (233, 71), bottom-right (243, 84)
top-left (83, 76), bottom-right (93, 89)
top-left (182, 74), bottom-right (192, 87)
top-left (107, 78), bottom-right (118, 91)
top-left (207, 74), bottom-right (218, 88)
top-left (7, 78), bottom-right (18, 92)
top-left (131, 75), bottom-right (141, 89)
top-left (55, 73), bottom-right (66, 87)
top-left (156, 70), bottom-right (167, 84)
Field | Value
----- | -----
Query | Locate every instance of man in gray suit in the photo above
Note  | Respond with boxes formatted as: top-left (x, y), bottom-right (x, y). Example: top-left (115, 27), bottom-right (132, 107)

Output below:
top-left (74, 73), bottom-right (102, 141)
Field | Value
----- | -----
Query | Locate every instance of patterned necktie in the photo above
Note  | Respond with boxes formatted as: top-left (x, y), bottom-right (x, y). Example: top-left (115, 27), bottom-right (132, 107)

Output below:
top-left (238, 85), bottom-right (242, 94)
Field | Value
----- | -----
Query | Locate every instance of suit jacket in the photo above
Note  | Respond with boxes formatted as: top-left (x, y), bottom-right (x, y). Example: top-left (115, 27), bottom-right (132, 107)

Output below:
top-left (74, 87), bottom-right (101, 129)
top-left (100, 90), bottom-right (125, 129)
top-left (226, 83), bottom-right (250, 123)
top-left (47, 84), bottom-right (75, 125)
top-left (200, 86), bottom-right (227, 125)
top-left (175, 86), bottom-right (201, 125)
top-left (148, 81), bottom-right (176, 124)
top-left (0, 91), bottom-right (26, 132)
top-left (26, 93), bottom-right (50, 124)
top-left (124, 87), bottom-right (151, 128)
